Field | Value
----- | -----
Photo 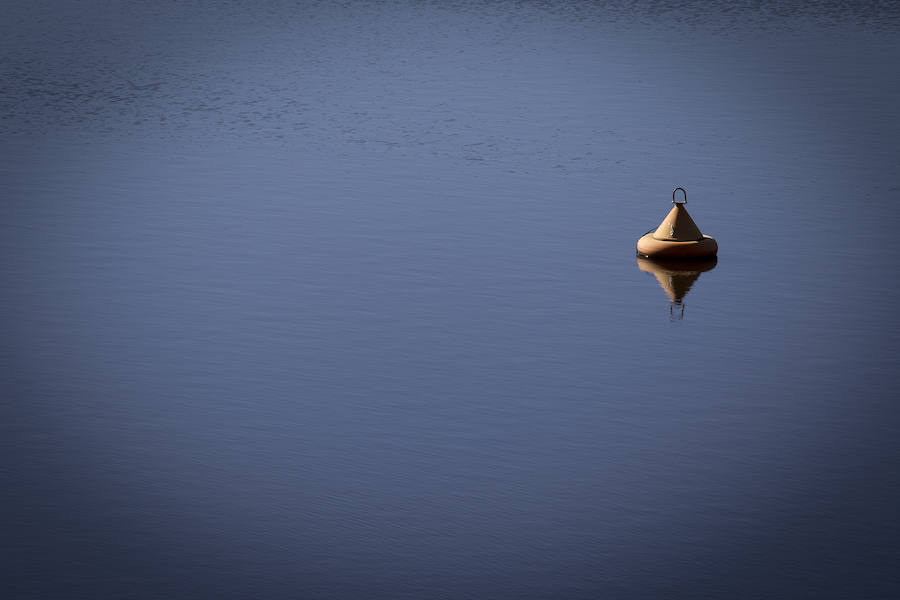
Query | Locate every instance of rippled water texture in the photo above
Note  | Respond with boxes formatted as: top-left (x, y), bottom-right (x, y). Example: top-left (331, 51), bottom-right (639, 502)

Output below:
top-left (2, 2), bottom-right (899, 599)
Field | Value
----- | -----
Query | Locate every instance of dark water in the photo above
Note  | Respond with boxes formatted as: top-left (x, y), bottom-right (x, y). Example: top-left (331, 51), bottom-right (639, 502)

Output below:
top-left (2, 2), bottom-right (899, 598)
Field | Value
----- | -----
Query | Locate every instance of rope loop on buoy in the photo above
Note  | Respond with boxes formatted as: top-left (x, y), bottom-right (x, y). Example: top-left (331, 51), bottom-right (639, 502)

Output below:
top-left (672, 187), bottom-right (687, 204)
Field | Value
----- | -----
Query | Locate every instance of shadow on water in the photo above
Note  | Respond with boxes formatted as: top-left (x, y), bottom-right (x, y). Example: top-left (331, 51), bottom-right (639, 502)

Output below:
top-left (636, 255), bottom-right (718, 320)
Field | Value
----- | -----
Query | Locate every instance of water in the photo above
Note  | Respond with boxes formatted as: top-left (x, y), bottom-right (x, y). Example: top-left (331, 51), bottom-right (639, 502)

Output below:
top-left (2, 2), bottom-right (899, 598)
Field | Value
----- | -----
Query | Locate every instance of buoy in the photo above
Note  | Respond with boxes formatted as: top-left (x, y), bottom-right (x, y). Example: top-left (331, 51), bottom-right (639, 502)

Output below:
top-left (636, 187), bottom-right (717, 259)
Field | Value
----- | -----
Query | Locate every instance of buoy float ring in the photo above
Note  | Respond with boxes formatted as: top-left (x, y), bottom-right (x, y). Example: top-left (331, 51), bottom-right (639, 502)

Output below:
top-left (636, 187), bottom-right (717, 259)
top-left (636, 234), bottom-right (718, 259)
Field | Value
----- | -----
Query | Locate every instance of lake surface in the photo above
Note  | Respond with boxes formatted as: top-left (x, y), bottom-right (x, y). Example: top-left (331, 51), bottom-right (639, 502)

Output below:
top-left (2, 2), bottom-right (899, 598)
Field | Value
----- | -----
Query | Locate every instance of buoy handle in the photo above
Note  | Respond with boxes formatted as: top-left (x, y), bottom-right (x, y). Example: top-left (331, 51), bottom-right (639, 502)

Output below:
top-left (672, 187), bottom-right (687, 204)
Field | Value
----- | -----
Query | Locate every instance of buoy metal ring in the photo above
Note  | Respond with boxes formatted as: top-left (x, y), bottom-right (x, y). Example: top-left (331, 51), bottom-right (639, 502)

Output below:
top-left (672, 187), bottom-right (687, 204)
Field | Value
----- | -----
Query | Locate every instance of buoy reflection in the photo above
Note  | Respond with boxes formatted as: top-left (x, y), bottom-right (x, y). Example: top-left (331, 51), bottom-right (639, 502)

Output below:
top-left (636, 256), bottom-right (717, 320)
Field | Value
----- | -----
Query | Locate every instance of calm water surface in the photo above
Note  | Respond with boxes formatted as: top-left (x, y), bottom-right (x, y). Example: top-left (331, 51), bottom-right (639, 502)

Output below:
top-left (2, 2), bottom-right (899, 598)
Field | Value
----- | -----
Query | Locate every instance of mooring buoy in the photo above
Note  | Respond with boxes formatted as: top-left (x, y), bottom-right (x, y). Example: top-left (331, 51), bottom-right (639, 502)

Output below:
top-left (636, 187), bottom-right (717, 259)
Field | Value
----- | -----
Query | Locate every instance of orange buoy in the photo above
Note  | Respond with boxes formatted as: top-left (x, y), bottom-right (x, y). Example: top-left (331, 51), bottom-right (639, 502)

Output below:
top-left (636, 187), bottom-right (717, 259)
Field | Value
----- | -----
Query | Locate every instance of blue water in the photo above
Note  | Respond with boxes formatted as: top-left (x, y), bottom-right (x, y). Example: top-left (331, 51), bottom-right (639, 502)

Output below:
top-left (2, 2), bottom-right (899, 598)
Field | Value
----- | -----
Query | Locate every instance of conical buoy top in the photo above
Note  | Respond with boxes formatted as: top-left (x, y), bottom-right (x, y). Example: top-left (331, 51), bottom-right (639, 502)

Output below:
top-left (636, 187), bottom-right (717, 259)
top-left (651, 203), bottom-right (703, 241)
